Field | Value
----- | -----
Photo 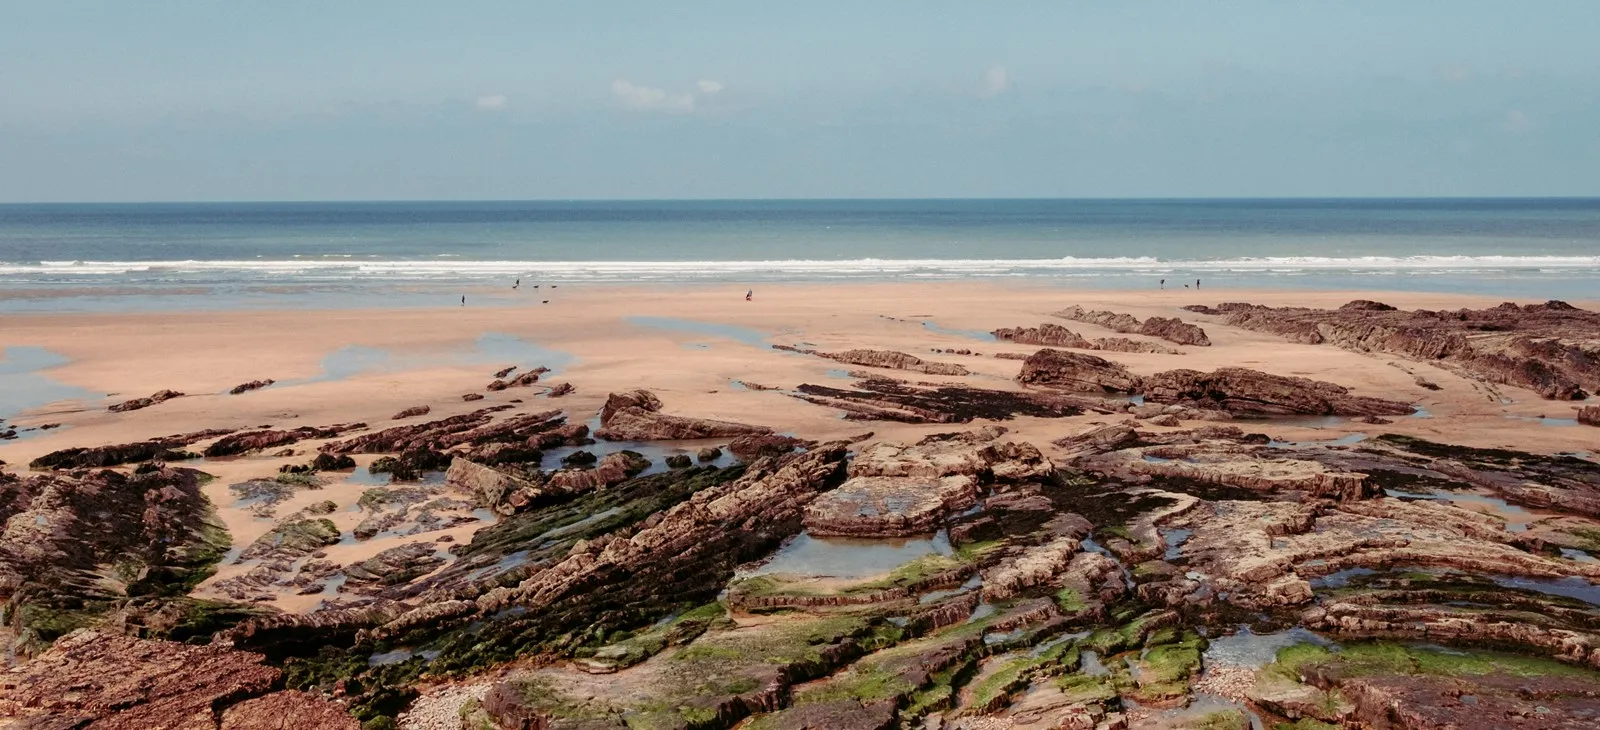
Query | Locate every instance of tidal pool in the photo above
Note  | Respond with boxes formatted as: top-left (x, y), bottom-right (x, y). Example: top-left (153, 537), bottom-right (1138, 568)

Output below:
top-left (740, 530), bottom-right (952, 580)
top-left (0, 346), bottom-right (101, 419)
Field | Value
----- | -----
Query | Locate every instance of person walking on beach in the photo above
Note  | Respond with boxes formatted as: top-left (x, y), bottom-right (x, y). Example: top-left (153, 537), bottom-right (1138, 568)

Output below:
top-left (1196, 279), bottom-right (1201, 289)
top-left (513, 278), bottom-right (520, 289)
top-left (1160, 278), bottom-right (1165, 290)
top-left (461, 295), bottom-right (466, 306)
top-left (745, 289), bottom-right (753, 301)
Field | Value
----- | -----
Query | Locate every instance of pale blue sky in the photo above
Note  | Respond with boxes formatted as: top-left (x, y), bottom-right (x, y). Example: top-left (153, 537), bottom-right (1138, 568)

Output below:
top-left (2, 1), bottom-right (1597, 201)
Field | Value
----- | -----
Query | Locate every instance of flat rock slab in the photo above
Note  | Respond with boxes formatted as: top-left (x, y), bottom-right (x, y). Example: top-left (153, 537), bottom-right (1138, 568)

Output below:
top-left (804, 474), bottom-right (978, 537)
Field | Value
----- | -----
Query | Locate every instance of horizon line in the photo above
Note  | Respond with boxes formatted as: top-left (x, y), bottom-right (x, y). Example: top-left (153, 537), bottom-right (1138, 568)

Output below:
top-left (4, 195), bottom-right (1600, 206)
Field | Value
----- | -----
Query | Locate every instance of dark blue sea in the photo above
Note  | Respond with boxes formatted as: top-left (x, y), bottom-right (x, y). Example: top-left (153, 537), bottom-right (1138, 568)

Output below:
top-left (1, 199), bottom-right (1596, 310)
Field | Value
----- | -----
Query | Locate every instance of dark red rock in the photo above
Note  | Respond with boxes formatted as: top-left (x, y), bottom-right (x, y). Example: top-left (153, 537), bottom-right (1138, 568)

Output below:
top-left (1016, 349), bottom-right (1143, 393)
top-left (0, 630), bottom-right (290, 730)
top-left (1579, 405), bottom-right (1599, 427)
top-left (391, 405), bottom-right (431, 420)
top-left (1142, 367), bottom-right (1415, 417)
top-left (107, 389), bottom-right (184, 413)
top-left (202, 423), bottom-right (366, 457)
top-left (29, 428), bottom-right (233, 469)
top-left (1187, 299), bottom-right (1600, 400)
top-left (228, 379), bottom-right (275, 395)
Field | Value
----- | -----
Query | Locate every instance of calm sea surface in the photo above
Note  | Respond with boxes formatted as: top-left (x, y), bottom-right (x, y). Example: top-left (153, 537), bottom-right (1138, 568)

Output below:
top-left (1, 199), bottom-right (1596, 310)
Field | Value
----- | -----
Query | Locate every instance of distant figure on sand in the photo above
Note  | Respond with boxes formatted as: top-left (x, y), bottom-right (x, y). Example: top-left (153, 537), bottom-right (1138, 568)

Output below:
top-left (513, 278), bottom-right (520, 289)
top-left (745, 289), bottom-right (753, 301)
top-left (461, 295), bottom-right (466, 306)
top-left (1160, 279), bottom-right (1165, 290)
top-left (1197, 279), bottom-right (1201, 289)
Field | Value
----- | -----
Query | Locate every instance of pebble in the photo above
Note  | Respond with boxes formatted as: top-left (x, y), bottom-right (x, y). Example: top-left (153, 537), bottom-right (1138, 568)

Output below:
top-left (398, 682), bottom-right (490, 730)
top-left (1193, 664), bottom-right (1256, 702)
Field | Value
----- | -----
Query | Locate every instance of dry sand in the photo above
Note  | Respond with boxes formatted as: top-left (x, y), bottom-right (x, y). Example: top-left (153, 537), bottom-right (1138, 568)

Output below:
top-left (3, 282), bottom-right (1595, 611)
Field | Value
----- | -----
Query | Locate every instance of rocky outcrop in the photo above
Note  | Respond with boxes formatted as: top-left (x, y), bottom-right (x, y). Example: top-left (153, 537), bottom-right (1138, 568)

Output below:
top-left (228, 379), bottom-right (275, 395)
top-left (1142, 367), bottom-right (1415, 416)
top-left (1185, 299), bottom-right (1600, 399)
top-left (545, 451), bottom-right (650, 494)
top-left (595, 389), bottom-right (773, 441)
top-left (445, 457), bottom-right (538, 511)
top-left (981, 514), bottom-right (1093, 601)
top-left (488, 367), bottom-right (549, 391)
top-left (1138, 316), bottom-right (1211, 347)
top-left (1093, 337), bottom-right (1182, 355)
top-left (0, 467), bottom-right (228, 645)
top-left (376, 445), bottom-right (849, 638)
top-left (1055, 306), bottom-right (1211, 346)
top-left (391, 405), bottom-right (431, 419)
top-left (803, 435), bottom-right (1054, 537)
top-left (203, 423), bottom-right (365, 457)
top-left (446, 450), bottom-right (648, 514)
top-left (342, 542), bottom-right (446, 588)
top-left (1052, 422), bottom-right (1139, 459)
top-left (1016, 349), bottom-right (1144, 393)
top-left (546, 382), bottom-right (574, 397)
top-left (0, 630), bottom-right (337, 729)
top-left (323, 407), bottom-right (576, 455)
top-left (794, 378), bottom-right (1084, 423)
top-left (28, 428), bottom-right (231, 469)
top-left (775, 346), bottom-right (970, 376)
top-left (220, 691), bottom-right (359, 730)
top-left (993, 324), bottom-right (1182, 355)
top-left (728, 433), bottom-right (809, 460)
top-left (239, 517), bottom-right (340, 561)
top-left (1087, 441), bottom-right (1378, 502)
top-left (1580, 405), bottom-right (1600, 427)
top-left (108, 389), bottom-right (184, 413)
top-left (805, 474), bottom-right (979, 537)
top-left (993, 323), bottom-right (1095, 349)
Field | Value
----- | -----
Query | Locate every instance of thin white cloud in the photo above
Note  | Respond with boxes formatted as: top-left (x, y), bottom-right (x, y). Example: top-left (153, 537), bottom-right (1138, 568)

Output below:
top-left (612, 78), bottom-right (728, 113)
top-left (475, 94), bottom-right (508, 111)
top-left (1505, 109), bottom-right (1532, 132)
top-left (611, 79), bottom-right (696, 113)
top-left (978, 65), bottom-right (1010, 98)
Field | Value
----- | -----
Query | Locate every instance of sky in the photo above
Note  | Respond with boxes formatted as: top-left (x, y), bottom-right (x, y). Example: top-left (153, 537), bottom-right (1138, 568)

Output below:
top-left (2, 1), bottom-right (1598, 202)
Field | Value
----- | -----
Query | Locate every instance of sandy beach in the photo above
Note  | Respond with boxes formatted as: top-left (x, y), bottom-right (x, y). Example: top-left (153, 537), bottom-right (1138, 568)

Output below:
top-left (4, 282), bottom-right (1595, 464)
top-left (6, 281), bottom-right (1600, 729)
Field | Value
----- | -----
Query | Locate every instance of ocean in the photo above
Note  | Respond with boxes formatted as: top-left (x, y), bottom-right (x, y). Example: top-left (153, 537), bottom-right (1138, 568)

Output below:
top-left (1, 198), bottom-right (1597, 311)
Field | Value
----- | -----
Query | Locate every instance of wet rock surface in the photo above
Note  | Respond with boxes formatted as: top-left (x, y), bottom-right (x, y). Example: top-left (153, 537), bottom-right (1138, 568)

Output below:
top-left (0, 465), bottom-right (229, 650)
top-left (1184, 299), bottom-right (1600, 399)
